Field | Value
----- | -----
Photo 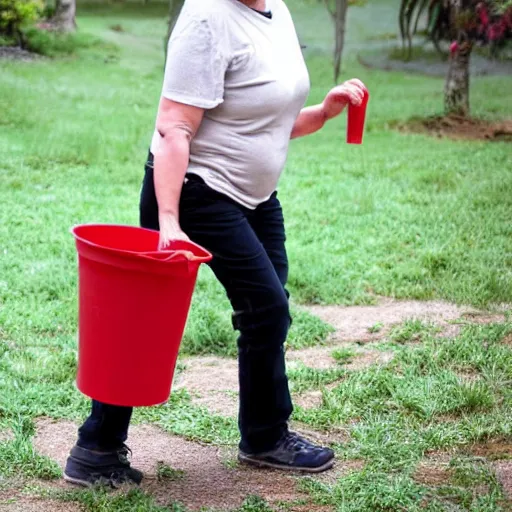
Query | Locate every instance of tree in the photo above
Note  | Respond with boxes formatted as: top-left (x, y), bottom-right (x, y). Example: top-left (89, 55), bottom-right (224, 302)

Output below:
top-left (323, 0), bottom-right (349, 82)
top-left (51, 0), bottom-right (75, 31)
top-left (400, 0), bottom-right (512, 116)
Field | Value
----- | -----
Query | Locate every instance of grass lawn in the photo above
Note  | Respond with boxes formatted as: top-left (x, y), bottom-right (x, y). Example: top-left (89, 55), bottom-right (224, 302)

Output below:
top-left (0, 0), bottom-right (511, 510)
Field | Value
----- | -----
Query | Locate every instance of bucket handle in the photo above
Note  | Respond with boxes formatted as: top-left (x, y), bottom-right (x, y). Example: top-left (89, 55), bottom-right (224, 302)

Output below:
top-left (138, 250), bottom-right (200, 262)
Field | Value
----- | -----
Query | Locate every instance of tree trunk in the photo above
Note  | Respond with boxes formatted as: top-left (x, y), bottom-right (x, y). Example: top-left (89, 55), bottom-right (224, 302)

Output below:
top-left (443, 0), bottom-right (471, 116)
top-left (324, 0), bottom-right (349, 82)
top-left (333, 0), bottom-right (349, 82)
top-left (444, 42), bottom-right (471, 116)
top-left (165, 0), bottom-right (185, 57)
top-left (51, 0), bottom-right (76, 31)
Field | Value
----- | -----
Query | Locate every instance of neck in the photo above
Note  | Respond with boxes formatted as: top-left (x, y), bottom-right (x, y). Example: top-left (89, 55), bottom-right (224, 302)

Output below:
top-left (239, 0), bottom-right (267, 10)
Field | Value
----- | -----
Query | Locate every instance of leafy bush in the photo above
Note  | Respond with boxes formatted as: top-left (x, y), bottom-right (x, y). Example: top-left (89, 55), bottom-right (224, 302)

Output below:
top-left (0, 0), bottom-right (43, 45)
top-left (23, 27), bottom-right (109, 56)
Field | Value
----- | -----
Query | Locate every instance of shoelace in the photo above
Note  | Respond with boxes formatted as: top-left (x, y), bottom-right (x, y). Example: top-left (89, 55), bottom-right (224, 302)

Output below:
top-left (283, 432), bottom-right (314, 452)
top-left (117, 444), bottom-right (133, 465)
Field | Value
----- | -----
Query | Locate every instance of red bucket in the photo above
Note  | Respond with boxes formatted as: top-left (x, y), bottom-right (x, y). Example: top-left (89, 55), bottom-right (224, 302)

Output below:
top-left (72, 224), bottom-right (212, 407)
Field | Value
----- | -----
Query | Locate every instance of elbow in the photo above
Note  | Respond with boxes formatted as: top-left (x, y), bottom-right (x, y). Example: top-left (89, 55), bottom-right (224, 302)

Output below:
top-left (156, 122), bottom-right (195, 145)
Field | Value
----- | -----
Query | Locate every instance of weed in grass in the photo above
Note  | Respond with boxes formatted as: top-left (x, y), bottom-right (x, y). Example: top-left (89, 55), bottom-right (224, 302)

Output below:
top-left (156, 462), bottom-right (185, 482)
top-left (332, 348), bottom-right (356, 364)
top-left (0, 417), bottom-right (60, 480)
top-left (429, 456), bottom-right (506, 510)
top-left (237, 495), bottom-right (274, 512)
top-left (368, 322), bottom-right (384, 334)
top-left (56, 487), bottom-right (186, 512)
top-left (287, 363), bottom-right (346, 394)
top-left (390, 319), bottom-right (439, 344)
top-left (135, 390), bottom-right (239, 445)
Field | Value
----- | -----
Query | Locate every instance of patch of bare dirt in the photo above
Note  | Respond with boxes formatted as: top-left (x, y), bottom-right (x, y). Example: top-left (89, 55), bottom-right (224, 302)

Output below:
top-left (466, 440), bottom-right (512, 460)
top-left (0, 497), bottom-right (81, 512)
top-left (423, 450), bottom-right (456, 464)
top-left (346, 349), bottom-right (394, 370)
top-left (460, 312), bottom-right (508, 325)
top-left (33, 418), bottom-right (353, 511)
top-left (0, 47), bottom-right (41, 62)
top-left (0, 478), bottom-right (80, 511)
top-left (395, 115), bottom-right (512, 142)
top-left (287, 345), bottom-right (394, 372)
top-left (425, 441), bottom-right (512, 463)
top-left (413, 462), bottom-right (453, 486)
top-left (495, 461), bottom-right (512, 500)
top-left (305, 299), bottom-right (475, 344)
top-left (438, 323), bottom-right (463, 338)
top-left (294, 390), bottom-right (324, 409)
top-left (0, 428), bottom-right (14, 443)
top-left (503, 333), bottom-right (512, 346)
top-left (287, 506), bottom-right (334, 512)
top-left (286, 347), bottom-right (338, 370)
top-left (174, 356), bottom-right (238, 417)
top-left (413, 449), bottom-right (455, 486)
top-left (455, 370), bottom-right (483, 383)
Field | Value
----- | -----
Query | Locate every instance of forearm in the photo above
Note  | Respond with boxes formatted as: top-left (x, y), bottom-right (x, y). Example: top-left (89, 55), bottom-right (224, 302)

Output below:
top-left (290, 104), bottom-right (327, 139)
top-left (153, 130), bottom-right (191, 220)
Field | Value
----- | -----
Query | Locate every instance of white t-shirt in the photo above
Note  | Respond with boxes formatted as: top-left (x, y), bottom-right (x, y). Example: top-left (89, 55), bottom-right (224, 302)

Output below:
top-left (151, 0), bottom-right (310, 209)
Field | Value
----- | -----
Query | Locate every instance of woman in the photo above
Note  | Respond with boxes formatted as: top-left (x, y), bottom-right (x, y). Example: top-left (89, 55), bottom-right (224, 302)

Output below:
top-left (64, 0), bottom-right (366, 487)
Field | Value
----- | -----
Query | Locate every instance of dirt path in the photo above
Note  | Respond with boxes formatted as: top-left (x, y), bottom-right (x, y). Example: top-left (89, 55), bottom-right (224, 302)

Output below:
top-left (3, 299), bottom-right (509, 511)
top-left (175, 299), bottom-right (502, 417)
top-left (305, 299), bottom-right (478, 342)
top-left (32, 418), bottom-right (354, 511)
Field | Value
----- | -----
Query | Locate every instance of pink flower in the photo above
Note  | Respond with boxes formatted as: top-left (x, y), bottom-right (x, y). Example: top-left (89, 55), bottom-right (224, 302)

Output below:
top-left (487, 21), bottom-right (505, 42)
top-left (476, 3), bottom-right (490, 27)
top-left (450, 41), bottom-right (459, 54)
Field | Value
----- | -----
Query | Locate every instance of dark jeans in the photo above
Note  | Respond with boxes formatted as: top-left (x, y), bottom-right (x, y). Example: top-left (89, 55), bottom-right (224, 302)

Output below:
top-left (77, 153), bottom-right (293, 454)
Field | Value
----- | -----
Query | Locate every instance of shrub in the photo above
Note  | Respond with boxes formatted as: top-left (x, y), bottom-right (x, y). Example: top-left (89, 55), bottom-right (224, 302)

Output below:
top-left (23, 27), bottom-right (118, 57)
top-left (0, 0), bottom-right (43, 45)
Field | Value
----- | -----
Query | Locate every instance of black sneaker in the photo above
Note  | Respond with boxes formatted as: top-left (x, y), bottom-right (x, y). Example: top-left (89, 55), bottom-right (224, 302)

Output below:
top-left (64, 445), bottom-right (143, 487)
top-left (238, 431), bottom-right (335, 473)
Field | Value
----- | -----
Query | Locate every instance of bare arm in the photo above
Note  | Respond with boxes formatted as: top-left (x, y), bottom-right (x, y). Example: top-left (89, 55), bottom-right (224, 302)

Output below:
top-left (153, 97), bottom-right (204, 249)
top-left (290, 104), bottom-right (327, 139)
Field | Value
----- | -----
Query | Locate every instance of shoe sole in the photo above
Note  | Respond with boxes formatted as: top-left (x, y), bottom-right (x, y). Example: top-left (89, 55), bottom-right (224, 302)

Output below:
top-left (238, 453), bottom-right (335, 473)
top-left (63, 473), bottom-right (94, 488)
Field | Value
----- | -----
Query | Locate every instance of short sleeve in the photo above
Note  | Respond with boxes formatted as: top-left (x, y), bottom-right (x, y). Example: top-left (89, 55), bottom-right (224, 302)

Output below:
top-left (161, 13), bottom-right (229, 109)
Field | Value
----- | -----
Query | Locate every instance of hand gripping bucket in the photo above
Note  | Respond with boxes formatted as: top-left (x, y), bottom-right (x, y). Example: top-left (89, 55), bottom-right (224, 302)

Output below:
top-left (72, 224), bottom-right (212, 407)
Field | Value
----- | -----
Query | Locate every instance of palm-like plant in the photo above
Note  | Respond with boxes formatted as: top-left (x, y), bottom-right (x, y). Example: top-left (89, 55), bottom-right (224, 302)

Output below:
top-left (399, 0), bottom-right (512, 116)
top-left (399, 0), bottom-right (452, 59)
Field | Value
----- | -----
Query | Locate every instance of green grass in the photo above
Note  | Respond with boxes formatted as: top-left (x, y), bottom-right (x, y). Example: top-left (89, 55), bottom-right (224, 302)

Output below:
top-left (156, 462), bottom-right (185, 482)
top-left (0, 0), bottom-right (511, 510)
top-left (55, 487), bottom-right (187, 512)
top-left (332, 347), bottom-right (356, 363)
top-left (294, 322), bottom-right (512, 510)
top-left (389, 318), bottom-right (439, 344)
top-left (301, 455), bottom-right (508, 511)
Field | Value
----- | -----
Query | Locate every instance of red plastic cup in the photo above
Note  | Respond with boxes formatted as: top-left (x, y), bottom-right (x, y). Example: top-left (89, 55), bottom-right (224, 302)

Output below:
top-left (347, 88), bottom-right (369, 144)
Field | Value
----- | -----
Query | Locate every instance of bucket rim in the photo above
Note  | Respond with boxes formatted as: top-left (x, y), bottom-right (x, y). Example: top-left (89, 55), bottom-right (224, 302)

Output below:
top-left (71, 223), bottom-right (212, 263)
